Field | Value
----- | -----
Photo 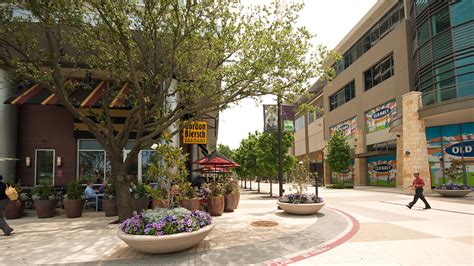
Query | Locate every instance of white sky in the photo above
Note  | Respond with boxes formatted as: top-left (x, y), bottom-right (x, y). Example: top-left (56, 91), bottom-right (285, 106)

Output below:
top-left (217, 0), bottom-right (378, 149)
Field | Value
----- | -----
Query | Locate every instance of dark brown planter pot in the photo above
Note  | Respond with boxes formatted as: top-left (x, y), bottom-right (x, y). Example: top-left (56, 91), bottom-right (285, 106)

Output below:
top-left (152, 199), bottom-right (169, 209)
top-left (131, 196), bottom-right (149, 213)
top-left (64, 199), bottom-right (85, 218)
top-left (103, 198), bottom-right (118, 217)
top-left (208, 196), bottom-right (224, 216)
top-left (224, 194), bottom-right (236, 212)
top-left (34, 199), bottom-right (58, 218)
top-left (181, 198), bottom-right (201, 211)
top-left (5, 201), bottom-right (24, 219)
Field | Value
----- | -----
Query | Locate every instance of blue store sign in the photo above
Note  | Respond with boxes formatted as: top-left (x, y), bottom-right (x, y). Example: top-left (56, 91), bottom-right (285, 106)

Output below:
top-left (371, 108), bottom-right (391, 120)
top-left (445, 140), bottom-right (474, 157)
top-left (374, 164), bottom-right (393, 172)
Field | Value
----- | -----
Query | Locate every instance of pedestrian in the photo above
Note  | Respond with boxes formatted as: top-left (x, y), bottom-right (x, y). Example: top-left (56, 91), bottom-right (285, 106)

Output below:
top-left (406, 172), bottom-right (431, 210)
top-left (1, 174), bottom-right (19, 236)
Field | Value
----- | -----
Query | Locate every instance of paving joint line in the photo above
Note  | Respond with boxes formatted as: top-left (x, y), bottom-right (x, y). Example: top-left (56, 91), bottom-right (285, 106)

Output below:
top-left (379, 201), bottom-right (474, 215)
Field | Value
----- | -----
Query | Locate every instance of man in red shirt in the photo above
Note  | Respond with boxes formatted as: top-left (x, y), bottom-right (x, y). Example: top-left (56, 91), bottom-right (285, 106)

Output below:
top-left (406, 172), bottom-right (431, 209)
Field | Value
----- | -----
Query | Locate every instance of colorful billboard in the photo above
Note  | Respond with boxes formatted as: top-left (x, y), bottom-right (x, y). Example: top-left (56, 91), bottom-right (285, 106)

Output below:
top-left (426, 123), bottom-right (474, 186)
top-left (367, 155), bottom-right (396, 187)
top-left (366, 99), bottom-right (397, 133)
top-left (331, 160), bottom-right (354, 184)
top-left (330, 116), bottom-right (357, 138)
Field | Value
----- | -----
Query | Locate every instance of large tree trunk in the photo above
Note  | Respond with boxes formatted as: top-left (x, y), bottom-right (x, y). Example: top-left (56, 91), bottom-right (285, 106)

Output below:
top-left (114, 171), bottom-right (133, 222)
top-left (258, 180), bottom-right (260, 193)
top-left (269, 178), bottom-right (272, 197)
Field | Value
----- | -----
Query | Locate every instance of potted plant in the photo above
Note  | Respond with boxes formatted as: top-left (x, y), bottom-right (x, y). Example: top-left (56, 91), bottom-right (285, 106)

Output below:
top-left (277, 159), bottom-right (325, 215)
top-left (207, 181), bottom-right (224, 216)
top-left (4, 178), bottom-right (26, 219)
top-left (32, 178), bottom-right (58, 218)
top-left (131, 182), bottom-right (149, 212)
top-left (145, 185), bottom-right (169, 208)
top-left (103, 183), bottom-right (118, 216)
top-left (179, 182), bottom-right (200, 211)
top-left (434, 160), bottom-right (472, 197)
top-left (117, 207), bottom-right (214, 254)
top-left (63, 181), bottom-right (85, 218)
top-left (223, 180), bottom-right (237, 212)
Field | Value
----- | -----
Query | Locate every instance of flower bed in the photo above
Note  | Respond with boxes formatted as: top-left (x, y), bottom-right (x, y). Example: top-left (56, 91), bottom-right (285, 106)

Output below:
top-left (120, 207), bottom-right (212, 236)
top-left (118, 207), bottom-right (214, 254)
top-left (434, 183), bottom-right (472, 197)
top-left (277, 193), bottom-right (325, 215)
top-left (278, 193), bottom-right (324, 204)
top-left (435, 183), bottom-right (472, 191)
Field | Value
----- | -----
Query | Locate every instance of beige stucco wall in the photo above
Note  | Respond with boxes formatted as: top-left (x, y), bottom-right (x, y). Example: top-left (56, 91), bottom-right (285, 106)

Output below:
top-left (294, 127), bottom-right (306, 157)
top-left (308, 117), bottom-right (324, 153)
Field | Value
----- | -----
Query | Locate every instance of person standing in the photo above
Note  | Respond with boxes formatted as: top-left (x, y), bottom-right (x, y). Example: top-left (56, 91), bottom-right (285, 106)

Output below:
top-left (406, 172), bottom-right (431, 210)
top-left (0, 175), bottom-right (18, 236)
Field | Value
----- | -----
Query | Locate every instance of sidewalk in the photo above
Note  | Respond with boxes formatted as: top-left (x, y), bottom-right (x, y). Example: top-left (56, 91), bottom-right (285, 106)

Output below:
top-left (1, 187), bottom-right (472, 265)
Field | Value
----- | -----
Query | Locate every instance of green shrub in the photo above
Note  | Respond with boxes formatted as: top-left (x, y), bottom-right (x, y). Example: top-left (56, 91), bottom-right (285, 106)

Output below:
top-left (32, 178), bottom-right (55, 200)
top-left (65, 181), bottom-right (83, 200)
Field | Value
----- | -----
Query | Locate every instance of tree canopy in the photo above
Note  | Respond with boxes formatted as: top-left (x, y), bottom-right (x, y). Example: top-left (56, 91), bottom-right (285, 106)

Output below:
top-left (0, 0), bottom-right (334, 220)
top-left (325, 130), bottom-right (351, 174)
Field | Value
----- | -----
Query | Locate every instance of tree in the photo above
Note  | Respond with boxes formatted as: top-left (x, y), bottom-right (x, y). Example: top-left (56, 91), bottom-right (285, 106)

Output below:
top-left (256, 132), bottom-right (295, 197)
top-left (325, 130), bottom-right (351, 183)
top-left (233, 132), bottom-right (259, 189)
top-left (0, 1), bottom-right (333, 220)
top-left (217, 144), bottom-right (233, 160)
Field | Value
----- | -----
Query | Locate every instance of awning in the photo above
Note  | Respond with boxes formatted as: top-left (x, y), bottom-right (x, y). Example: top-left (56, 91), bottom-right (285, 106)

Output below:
top-left (4, 80), bottom-right (132, 109)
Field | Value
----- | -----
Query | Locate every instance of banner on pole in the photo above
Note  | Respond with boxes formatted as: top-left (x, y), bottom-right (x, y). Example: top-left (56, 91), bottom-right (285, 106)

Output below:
top-left (183, 121), bottom-right (207, 144)
top-left (263, 104), bottom-right (295, 132)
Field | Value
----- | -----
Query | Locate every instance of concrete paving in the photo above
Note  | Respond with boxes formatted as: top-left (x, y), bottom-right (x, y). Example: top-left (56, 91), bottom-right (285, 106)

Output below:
top-left (0, 184), bottom-right (472, 265)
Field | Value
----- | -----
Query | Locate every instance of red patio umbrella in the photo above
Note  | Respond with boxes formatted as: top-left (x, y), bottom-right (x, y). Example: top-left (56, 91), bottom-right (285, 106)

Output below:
top-left (193, 150), bottom-right (240, 168)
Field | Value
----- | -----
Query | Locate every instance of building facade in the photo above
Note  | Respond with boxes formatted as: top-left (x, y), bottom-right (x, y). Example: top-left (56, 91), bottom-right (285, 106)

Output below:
top-left (292, 0), bottom-right (474, 190)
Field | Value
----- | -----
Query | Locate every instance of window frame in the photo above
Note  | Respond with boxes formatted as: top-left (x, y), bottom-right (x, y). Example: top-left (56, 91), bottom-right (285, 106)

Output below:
top-left (35, 148), bottom-right (56, 186)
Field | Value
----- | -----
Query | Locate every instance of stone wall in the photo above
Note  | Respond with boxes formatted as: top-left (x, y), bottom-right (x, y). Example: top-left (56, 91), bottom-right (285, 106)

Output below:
top-left (401, 92), bottom-right (431, 192)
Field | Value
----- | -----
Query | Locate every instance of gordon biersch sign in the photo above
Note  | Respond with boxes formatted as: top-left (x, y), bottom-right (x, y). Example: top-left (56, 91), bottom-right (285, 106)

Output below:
top-left (183, 121), bottom-right (207, 144)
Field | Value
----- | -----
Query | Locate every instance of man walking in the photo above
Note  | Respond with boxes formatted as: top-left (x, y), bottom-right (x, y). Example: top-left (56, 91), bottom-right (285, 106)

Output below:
top-left (406, 172), bottom-right (431, 210)
top-left (0, 175), bottom-right (17, 236)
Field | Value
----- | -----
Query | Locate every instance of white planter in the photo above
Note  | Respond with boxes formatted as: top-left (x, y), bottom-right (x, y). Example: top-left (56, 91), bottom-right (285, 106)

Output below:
top-left (433, 189), bottom-right (472, 197)
top-left (277, 201), bottom-right (325, 215)
top-left (117, 224), bottom-right (215, 254)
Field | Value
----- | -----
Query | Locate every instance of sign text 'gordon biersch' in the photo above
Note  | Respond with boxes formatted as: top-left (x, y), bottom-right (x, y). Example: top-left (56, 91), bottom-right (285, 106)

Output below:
top-left (183, 121), bottom-right (207, 144)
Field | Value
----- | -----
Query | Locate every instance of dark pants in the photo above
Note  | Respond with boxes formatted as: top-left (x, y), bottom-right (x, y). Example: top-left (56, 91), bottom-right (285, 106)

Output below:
top-left (0, 199), bottom-right (14, 235)
top-left (408, 188), bottom-right (431, 208)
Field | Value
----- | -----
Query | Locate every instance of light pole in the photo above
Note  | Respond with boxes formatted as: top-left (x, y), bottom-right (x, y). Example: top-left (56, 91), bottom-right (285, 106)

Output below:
top-left (277, 94), bottom-right (283, 197)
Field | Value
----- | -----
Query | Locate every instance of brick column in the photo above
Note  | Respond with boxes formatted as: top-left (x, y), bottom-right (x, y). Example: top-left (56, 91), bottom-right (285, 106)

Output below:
top-left (396, 135), bottom-right (404, 188)
top-left (402, 92), bottom-right (431, 192)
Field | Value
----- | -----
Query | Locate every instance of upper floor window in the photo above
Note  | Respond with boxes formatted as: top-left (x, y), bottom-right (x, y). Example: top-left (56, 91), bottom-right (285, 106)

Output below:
top-left (329, 80), bottom-right (355, 111)
top-left (364, 54), bottom-right (394, 91)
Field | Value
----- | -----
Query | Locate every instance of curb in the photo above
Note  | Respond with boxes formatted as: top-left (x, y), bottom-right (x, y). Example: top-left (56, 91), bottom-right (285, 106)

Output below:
top-left (267, 207), bottom-right (360, 265)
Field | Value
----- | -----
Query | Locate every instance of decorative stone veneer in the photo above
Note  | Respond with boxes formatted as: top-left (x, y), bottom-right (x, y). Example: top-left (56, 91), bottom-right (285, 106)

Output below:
top-left (354, 128), bottom-right (366, 185)
top-left (401, 92), bottom-right (431, 192)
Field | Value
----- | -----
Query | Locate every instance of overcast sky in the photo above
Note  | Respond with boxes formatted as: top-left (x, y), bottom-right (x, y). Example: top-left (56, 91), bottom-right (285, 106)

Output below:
top-left (217, 0), bottom-right (377, 149)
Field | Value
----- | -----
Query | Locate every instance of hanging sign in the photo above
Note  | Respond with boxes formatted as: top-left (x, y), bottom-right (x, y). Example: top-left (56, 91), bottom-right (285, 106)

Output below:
top-left (183, 122), bottom-right (207, 144)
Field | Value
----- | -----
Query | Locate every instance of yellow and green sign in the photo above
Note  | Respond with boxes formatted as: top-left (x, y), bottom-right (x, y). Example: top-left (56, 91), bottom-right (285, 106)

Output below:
top-left (183, 121), bottom-right (207, 144)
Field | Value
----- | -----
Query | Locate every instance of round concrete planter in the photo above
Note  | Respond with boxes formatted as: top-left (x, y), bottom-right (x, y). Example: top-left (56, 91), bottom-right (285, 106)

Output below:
top-left (224, 194), bottom-right (236, 212)
top-left (152, 199), bottom-right (169, 209)
top-left (277, 201), bottom-right (325, 215)
top-left (103, 198), bottom-right (118, 217)
top-left (131, 196), bottom-right (149, 212)
top-left (208, 196), bottom-right (224, 216)
top-left (433, 189), bottom-right (472, 197)
top-left (117, 224), bottom-right (215, 254)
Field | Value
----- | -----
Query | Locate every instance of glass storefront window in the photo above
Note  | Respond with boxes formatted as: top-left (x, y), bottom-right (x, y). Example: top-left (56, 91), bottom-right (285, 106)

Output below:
top-left (36, 149), bottom-right (55, 185)
top-left (367, 155), bottom-right (396, 187)
top-left (141, 150), bottom-right (156, 182)
top-left (457, 73), bottom-right (474, 97)
top-left (78, 150), bottom-right (106, 183)
top-left (426, 123), bottom-right (474, 186)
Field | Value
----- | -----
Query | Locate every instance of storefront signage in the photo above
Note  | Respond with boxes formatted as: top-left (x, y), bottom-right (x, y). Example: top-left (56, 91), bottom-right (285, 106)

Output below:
top-left (183, 122), bottom-right (207, 144)
top-left (371, 108), bottom-right (391, 120)
top-left (374, 164), bottom-right (393, 172)
top-left (445, 141), bottom-right (474, 157)
top-left (330, 116), bottom-right (357, 138)
top-left (263, 105), bottom-right (295, 132)
top-left (366, 100), bottom-right (396, 133)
